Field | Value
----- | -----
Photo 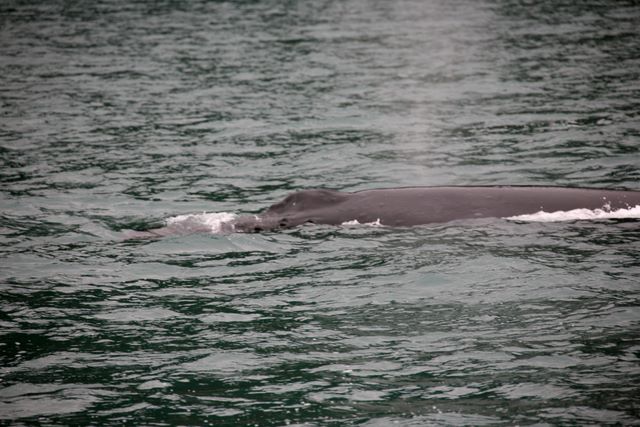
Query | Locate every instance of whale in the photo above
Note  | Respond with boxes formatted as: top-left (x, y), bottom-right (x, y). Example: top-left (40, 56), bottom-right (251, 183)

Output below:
top-left (127, 186), bottom-right (640, 238)
top-left (231, 186), bottom-right (640, 232)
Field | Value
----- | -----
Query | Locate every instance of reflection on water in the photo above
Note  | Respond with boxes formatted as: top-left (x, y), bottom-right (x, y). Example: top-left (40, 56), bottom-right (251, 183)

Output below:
top-left (1, 0), bottom-right (639, 425)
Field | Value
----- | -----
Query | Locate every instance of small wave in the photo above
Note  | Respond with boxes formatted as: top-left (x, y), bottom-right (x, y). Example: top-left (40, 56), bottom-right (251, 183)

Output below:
top-left (505, 205), bottom-right (640, 222)
top-left (165, 212), bottom-right (237, 233)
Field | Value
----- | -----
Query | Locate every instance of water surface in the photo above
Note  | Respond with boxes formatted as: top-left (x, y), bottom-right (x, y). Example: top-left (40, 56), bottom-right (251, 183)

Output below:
top-left (1, 0), bottom-right (640, 425)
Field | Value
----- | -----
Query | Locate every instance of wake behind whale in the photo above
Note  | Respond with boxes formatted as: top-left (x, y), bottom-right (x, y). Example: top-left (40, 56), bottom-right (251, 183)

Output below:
top-left (124, 186), bottom-right (640, 239)
top-left (506, 205), bottom-right (640, 222)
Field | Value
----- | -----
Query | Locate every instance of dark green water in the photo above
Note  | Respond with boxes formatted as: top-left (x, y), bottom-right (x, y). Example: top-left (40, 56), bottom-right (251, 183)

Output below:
top-left (1, 0), bottom-right (640, 425)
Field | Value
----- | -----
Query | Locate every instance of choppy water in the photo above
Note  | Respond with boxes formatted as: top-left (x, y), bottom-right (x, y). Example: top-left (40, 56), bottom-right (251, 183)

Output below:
top-left (1, 0), bottom-right (640, 425)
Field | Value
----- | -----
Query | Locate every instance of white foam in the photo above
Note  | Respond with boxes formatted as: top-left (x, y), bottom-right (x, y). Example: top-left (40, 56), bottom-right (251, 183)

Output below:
top-left (341, 218), bottom-right (383, 227)
top-left (165, 212), bottom-right (237, 233)
top-left (505, 205), bottom-right (640, 222)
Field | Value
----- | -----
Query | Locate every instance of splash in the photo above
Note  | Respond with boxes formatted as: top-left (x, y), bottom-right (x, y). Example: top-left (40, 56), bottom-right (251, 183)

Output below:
top-left (341, 218), bottom-right (383, 227)
top-left (165, 212), bottom-right (237, 233)
top-left (505, 205), bottom-right (640, 222)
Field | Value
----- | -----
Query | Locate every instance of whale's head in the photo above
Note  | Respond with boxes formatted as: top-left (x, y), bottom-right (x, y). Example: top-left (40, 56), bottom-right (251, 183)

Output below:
top-left (233, 189), bottom-right (349, 232)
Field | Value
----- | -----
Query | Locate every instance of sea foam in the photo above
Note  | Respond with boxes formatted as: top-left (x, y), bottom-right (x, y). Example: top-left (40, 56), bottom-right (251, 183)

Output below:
top-left (341, 218), bottom-right (383, 226)
top-left (165, 212), bottom-right (237, 233)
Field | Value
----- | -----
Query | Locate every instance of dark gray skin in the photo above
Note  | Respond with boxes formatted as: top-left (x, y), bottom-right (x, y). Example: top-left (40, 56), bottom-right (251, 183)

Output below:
top-left (231, 186), bottom-right (640, 232)
top-left (126, 186), bottom-right (640, 238)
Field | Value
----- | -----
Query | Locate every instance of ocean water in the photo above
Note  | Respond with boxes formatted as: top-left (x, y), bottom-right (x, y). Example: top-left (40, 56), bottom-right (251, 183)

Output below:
top-left (1, 0), bottom-right (640, 425)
